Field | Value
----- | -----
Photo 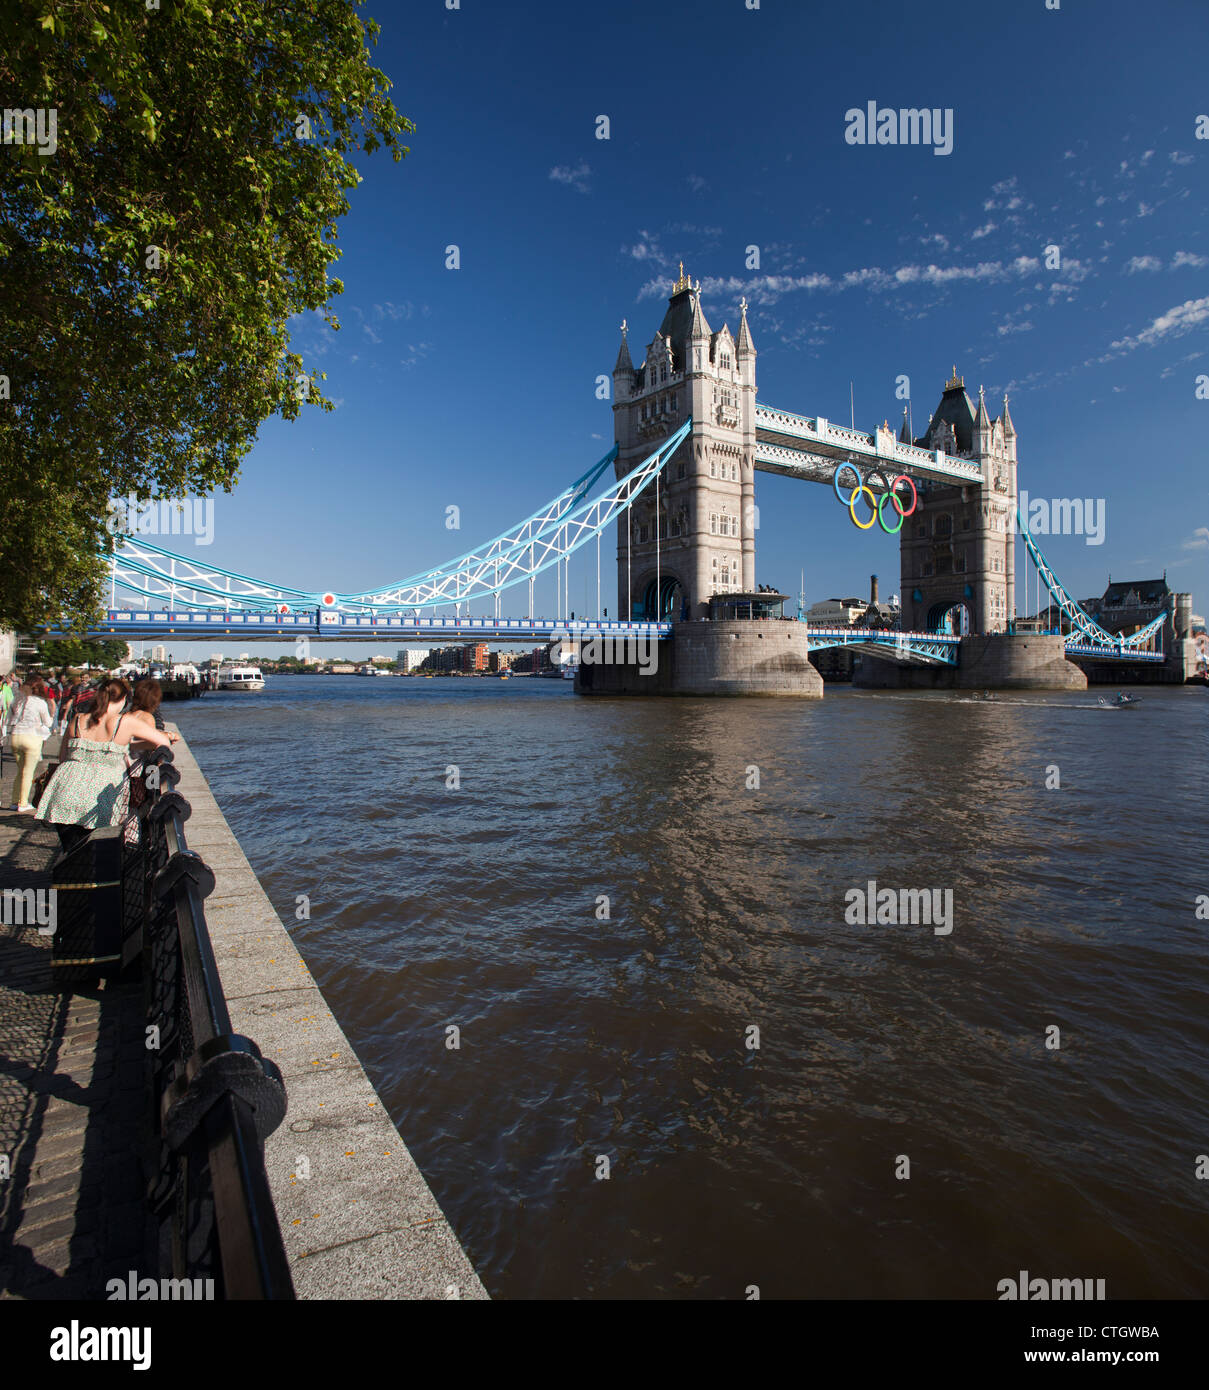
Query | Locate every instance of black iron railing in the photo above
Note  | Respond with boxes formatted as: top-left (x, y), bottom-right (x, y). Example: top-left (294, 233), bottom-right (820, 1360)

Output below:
top-left (131, 745), bottom-right (295, 1299)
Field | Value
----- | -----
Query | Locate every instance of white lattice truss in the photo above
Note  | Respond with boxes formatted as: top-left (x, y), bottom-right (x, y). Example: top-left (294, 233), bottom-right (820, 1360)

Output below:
top-left (106, 422), bottom-right (691, 613)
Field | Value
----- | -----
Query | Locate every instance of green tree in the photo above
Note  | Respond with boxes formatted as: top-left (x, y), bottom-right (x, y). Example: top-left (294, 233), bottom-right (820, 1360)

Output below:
top-left (33, 637), bottom-right (128, 669)
top-left (0, 0), bottom-right (410, 632)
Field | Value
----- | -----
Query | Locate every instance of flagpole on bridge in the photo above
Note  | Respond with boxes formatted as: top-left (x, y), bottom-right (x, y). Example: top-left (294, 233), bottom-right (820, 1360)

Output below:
top-left (626, 483), bottom-right (632, 620)
top-left (655, 464), bottom-right (661, 621)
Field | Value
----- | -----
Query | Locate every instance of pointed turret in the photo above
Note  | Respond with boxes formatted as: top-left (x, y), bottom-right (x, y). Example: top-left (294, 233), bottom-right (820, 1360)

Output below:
top-left (736, 296), bottom-right (755, 356)
top-left (689, 282), bottom-right (712, 341)
top-left (613, 320), bottom-right (634, 375)
top-left (612, 318), bottom-right (635, 400)
top-left (1001, 392), bottom-right (1016, 462)
top-left (898, 405), bottom-right (912, 444)
top-left (975, 384), bottom-right (992, 452)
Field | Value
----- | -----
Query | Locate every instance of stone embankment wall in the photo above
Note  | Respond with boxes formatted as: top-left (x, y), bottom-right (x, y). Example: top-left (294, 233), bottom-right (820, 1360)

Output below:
top-left (170, 730), bottom-right (488, 1300)
top-left (854, 634), bottom-right (1087, 691)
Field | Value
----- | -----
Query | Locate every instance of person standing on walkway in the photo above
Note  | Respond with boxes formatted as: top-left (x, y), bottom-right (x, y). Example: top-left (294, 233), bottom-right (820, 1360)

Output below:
top-left (0, 672), bottom-right (15, 730)
top-left (4, 677), bottom-right (55, 812)
top-left (35, 678), bottom-right (174, 852)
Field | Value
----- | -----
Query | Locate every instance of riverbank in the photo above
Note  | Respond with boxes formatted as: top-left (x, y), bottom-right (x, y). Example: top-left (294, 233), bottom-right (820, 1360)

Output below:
top-left (0, 730), bottom-right (486, 1300)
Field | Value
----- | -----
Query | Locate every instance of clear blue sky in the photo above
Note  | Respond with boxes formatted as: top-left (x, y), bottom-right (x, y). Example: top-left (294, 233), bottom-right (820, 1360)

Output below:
top-left (155, 0), bottom-right (1208, 659)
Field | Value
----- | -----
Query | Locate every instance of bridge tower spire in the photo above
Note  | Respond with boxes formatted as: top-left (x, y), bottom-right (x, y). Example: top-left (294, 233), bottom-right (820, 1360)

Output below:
top-left (611, 269), bottom-right (756, 618)
top-left (899, 368), bottom-right (1018, 635)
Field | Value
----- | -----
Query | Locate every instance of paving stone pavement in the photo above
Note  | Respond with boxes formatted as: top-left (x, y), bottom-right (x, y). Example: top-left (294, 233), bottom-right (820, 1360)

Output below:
top-left (0, 743), bottom-right (154, 1300)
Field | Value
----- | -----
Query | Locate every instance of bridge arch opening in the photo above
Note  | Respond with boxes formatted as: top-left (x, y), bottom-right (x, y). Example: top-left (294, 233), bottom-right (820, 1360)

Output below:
top-left (636, 574), bottom-right (686, 621)
top-left (927, 600), bottom-right (972, 636)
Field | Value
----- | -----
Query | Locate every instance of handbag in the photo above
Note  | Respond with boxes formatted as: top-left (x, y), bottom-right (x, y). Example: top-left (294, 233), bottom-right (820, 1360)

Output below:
top-left (31, 760), bottom-right (59, 808)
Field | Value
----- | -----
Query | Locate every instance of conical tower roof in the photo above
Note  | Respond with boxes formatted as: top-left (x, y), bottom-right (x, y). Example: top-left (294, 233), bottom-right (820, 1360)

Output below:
top-left (689, 282), bottom-right (711, 340)
top-left (736, 296), bottom-right (755, 354)
top-left (613, 320), bottom-right (634, 374)
top-left (1001, 393), bottom-right (1016, 438)
top-left (975, 384), bottom-right (991, 432)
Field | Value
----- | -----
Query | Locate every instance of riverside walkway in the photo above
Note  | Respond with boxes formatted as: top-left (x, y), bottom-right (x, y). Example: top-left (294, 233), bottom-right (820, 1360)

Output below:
top-left (0, 737), bottom-right (152, 1298)
top-left (0, 731), bottom-right (486, 1300)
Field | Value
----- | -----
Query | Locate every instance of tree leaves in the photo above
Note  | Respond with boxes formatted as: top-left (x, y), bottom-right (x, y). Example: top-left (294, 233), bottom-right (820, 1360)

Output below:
top-left (0, 0), bottom-right (413, 634)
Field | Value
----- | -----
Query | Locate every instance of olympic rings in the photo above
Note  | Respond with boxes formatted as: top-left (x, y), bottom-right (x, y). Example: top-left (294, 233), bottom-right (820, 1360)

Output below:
top-left (833, 463), bottom-right (919, 534)
top-left (833, 462), bottom-right (863, 506)
top-left (849, 485), bottom-right (878, 529)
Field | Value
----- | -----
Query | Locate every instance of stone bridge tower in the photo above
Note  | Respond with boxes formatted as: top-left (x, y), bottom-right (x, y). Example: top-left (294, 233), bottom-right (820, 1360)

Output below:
top-left (611, 266), bottom-right (756, 619)
top-left (898, 369), bottom-right (1017, 634)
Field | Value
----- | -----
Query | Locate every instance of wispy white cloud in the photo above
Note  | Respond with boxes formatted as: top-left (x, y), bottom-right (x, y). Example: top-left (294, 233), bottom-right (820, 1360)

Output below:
top-left (685, 173), bottom-right (708, 193)
top-left (624, 230), bottom-right (664, 263)
top-left (970, 221), bottom-right (996, 240)
top-left (1169, 151), bottom-right (1194, 166)
top-left (637, 254), bottom-right (1058, 305)
top-left (1172, 250), bottom-right (1208, 269)
top-left (549, 161), bottom-right (591, 194)
top-left (374, 301), bottom-right (414, 321)
top-left (1125, 255), bottom-right (1163, 273)
top-left (997, 320), bottom-right (1033, 336)
top-left (1183, 527), bottom-right (1209, 551)
top-left (400, 342), bottom-right (432, 369)
top-left (1110, 296), bottom-right (1209, 351)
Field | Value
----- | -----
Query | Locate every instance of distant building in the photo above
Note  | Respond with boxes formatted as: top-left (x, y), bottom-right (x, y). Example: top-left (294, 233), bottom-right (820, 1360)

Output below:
top-left (488, 650), bottom-right (517, 672)
top-left (807, 597), bottom-right (868, 626)
top-left (1077, 574), bottom-right (1198, 681)
top-left (420, 647), bottom-right (462, 673)
top-left (151, 645), bottom-right (167, 662)
top-left (330, 663), bottom-right (356, 674)
top-left (461, 642), bottom-right (489, 673)
top-left (511, 646), bottom-right (553, 675)
top-left (396, 648), bottom-right (431, 672)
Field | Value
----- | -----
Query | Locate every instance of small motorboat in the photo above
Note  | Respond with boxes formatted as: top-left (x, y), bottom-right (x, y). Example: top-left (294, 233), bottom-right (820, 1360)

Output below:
top-left (1099, 692), bottom-right (1141, 708)
top-left (217, 663), bottom-right (266, 692)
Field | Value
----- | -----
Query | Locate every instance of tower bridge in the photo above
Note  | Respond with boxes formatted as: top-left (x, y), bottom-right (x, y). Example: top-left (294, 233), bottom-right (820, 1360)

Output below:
top-left (46, 268), bottom-right (1191, 695)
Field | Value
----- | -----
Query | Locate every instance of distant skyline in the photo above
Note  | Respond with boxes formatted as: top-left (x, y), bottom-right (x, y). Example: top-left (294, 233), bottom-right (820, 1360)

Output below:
top-left (124, 0), bottom-right (1207, 658)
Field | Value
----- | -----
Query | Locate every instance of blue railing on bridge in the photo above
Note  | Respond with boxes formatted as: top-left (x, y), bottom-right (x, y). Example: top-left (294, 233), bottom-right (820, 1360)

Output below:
top-left (77, 610), bottom-right (675, 641)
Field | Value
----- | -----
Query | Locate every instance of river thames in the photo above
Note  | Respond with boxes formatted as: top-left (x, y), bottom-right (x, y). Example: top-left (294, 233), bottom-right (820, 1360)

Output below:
top-left (173, 676), bottom-right (1208, 1299)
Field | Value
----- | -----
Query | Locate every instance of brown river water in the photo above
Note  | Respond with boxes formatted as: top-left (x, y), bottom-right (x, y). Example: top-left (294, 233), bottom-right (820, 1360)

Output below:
top-left (173, 676), bottom-right (1209, 1299)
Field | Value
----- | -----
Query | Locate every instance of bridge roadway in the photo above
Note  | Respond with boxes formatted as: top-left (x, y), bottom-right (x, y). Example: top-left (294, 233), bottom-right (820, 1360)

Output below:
top-left (63, 610), bottom-right (963, 662)
top-left (60, 612), bottom-right (674, 643)
top-left (48, 611), bottom-right (1158, 666)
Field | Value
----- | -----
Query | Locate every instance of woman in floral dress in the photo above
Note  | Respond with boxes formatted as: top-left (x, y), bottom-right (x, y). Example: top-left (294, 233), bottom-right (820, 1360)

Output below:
top-left (36, 678), bottom-right (174, 852)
